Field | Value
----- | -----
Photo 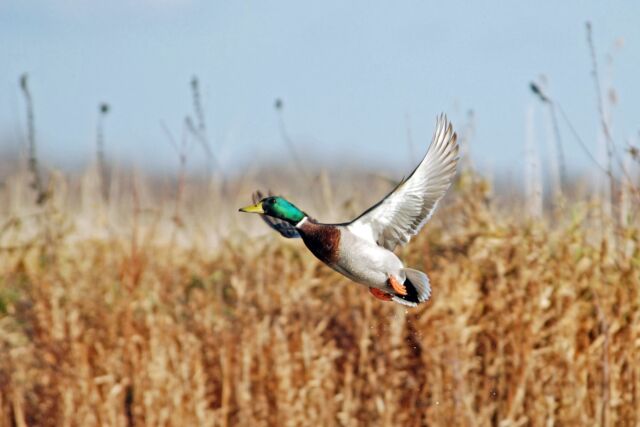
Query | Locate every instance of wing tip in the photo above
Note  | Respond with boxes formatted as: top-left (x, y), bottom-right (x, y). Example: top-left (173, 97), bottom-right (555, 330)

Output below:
top-left (430, 114), bottom-right (460, 168)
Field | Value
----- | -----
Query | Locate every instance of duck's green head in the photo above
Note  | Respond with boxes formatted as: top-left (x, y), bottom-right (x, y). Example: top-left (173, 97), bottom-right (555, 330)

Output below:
top-left (239, 196), bottom-right (305, 225)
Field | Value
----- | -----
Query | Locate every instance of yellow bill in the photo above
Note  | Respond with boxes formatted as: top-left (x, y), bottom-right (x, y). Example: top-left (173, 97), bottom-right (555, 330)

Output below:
top-left (238, 201), bottom-right (265, 214)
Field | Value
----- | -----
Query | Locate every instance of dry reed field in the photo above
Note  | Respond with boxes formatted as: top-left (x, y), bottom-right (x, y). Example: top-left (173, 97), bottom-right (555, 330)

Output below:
top-left (0, 165), bottom-right (638, 426)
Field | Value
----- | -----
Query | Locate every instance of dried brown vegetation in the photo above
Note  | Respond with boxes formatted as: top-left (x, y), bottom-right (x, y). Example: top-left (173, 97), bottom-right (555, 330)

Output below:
top-left (0, 168), bottom-right (638, 427)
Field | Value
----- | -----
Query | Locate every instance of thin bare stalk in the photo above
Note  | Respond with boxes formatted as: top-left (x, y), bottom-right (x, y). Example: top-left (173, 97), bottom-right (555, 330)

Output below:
top-left (19, 73), bottom-right (45, 204)
top-left (162, 120), bottom-right (192, 227)
top-left (530, 81), bottom-right (639, 203)
top-left (96, 102), bottom-right (110, 201)
top-left (586, 23), bottom-right (618, 226)
top-left (524, 104), bottom-right (542, 219)
top-left (529, 81), bottom-right (566, 194)
top-left (274, 98), bottom-right (311, 182)
top-left (191, 76), bottom-right (206, 136)
top-left (188, 76), bottom-right (218, 175)
top-left (585, 24), bottom-right (631, 182)
top-left (548, 104), bottom-right (567, 188)
top-left (595, 300), bottom-right (611, 427)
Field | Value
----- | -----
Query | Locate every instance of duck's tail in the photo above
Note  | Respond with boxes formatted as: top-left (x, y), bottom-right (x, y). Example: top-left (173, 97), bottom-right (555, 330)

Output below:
top-left (392, 268), bottom-right (432, 307)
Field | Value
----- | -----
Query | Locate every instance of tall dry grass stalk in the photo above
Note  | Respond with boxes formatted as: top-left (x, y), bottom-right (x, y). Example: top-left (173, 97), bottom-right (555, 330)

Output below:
top-left (96, 103), bottom-right (110, 202)
top-left (524, 105), bottom-right (543, 219)
top-left (18, 74), bottom-right (45, 205)
top-left (0, 167), bottom-right (638, 426)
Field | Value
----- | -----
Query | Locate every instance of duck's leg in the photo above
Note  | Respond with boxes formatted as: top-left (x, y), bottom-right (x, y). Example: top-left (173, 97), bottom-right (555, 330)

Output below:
top-left (388, 274), bottom-right (407, 295)
top-left (369, 287), bottom-right (393, 301)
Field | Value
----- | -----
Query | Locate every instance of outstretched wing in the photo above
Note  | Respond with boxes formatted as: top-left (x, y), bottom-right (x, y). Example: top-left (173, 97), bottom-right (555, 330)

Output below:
top-left (346, 115), bottom-right (458, 251)
top-left (252, 190), bottom-right (301, 238)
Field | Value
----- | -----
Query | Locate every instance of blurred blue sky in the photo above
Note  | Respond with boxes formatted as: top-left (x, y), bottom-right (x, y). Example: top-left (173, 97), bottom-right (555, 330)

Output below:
top-left (1, 1), bottom-right (639, 176)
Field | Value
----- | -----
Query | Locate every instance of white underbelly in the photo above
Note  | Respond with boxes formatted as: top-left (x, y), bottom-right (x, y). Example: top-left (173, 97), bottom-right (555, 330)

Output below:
top-left (333, 232), bottom-right (404, 288)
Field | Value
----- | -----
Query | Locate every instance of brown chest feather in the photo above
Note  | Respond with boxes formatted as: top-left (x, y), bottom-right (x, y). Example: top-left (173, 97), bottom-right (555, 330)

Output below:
top-left (298, 221), bottom-right (341, 264)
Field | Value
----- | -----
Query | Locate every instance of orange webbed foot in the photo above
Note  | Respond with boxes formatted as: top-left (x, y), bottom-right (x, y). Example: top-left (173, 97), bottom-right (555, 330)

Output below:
top-left (369, 287), bottom-right (393, 301)
top-left (388, 275), bottom-right (407, 295)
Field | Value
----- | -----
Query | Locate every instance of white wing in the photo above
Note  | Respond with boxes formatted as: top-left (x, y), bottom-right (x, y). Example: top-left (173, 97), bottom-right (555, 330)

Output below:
top-left (347, 114), bottom-right (458, 251)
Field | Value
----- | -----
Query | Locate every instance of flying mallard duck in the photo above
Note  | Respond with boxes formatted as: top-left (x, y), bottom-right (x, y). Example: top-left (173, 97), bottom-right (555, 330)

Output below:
top-left (239, 115), bottom-right (458, 306)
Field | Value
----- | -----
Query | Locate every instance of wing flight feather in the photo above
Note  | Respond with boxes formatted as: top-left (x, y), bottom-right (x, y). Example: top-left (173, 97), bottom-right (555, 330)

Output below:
top-left (346, 115), bottom-right (459, 250)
